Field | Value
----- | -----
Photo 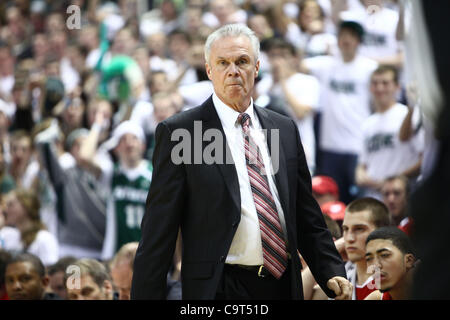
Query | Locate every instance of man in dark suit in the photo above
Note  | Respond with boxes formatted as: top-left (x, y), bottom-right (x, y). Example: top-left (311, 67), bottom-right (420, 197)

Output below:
top-left (131, 24), bottom-right (351, 300)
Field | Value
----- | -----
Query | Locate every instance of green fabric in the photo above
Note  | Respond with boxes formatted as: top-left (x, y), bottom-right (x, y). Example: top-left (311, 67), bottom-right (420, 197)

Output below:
top-left (112, 161), bottom-right (152, 251)
top-left (98, 55), bottom-right (140, 102)
top-left (0, 174), bottom-right (15, 194)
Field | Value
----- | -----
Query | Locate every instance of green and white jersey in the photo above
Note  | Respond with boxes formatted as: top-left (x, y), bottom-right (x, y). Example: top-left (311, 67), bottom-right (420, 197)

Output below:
top-left (102, 160), bottom-right (152, 260)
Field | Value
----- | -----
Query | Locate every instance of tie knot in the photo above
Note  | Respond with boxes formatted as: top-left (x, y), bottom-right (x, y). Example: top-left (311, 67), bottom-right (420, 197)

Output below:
top-left (238, 113), bottom-right (251, 132)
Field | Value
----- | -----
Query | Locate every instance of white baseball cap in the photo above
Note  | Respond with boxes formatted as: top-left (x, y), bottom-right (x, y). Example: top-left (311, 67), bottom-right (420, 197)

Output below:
top-left (103, 120), bottom-right (145, 150)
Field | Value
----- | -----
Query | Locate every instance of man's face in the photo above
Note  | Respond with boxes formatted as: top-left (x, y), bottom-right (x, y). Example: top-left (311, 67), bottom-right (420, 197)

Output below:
top-left (342, 210), bottom-right (377, 263)
top-left (370, 71), bottom-right (399, 108)
top-left (67, 274), bottom-right (111, 300)
top-left (205, 35), bottom-right (260, 112)
top-left (63, 98), bottom-right (85, 128)
top-left (154, 97), bottom-right (176, 123)
top-left (48, 271), bottom-right (68, 300)
top-left (116, 133), bottom-right (144, 165)
top-left (11, 137), bottom-right (32, 168)
top-left (365, 239), bottom-right (413, 292)
top-left (381, 179), bottom-right (407, 220)
top-left (3, 193), bottom-right (27, 227)
top-left (5, 262), bottom-right (47, 300)
top-left (337, 29), bottom-right (360, 57)
top-left (248, 15), bottom-right (271, 40)
top-left (110, 262), bottom-right (133, 300)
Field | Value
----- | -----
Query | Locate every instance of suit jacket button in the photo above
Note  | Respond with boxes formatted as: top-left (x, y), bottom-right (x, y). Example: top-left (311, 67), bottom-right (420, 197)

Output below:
top-left (220, 256), bottom-right (226, 263)
top-left (232, 221), bottom-right (238, 228)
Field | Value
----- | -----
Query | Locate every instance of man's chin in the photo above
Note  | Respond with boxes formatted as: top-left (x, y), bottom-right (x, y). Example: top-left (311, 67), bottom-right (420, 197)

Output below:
top-left (347, 253), bottom-right (364, 263)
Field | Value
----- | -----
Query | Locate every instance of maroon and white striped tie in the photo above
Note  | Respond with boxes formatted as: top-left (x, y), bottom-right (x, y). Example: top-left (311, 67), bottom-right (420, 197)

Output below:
top-left (237, 112), bottom-right (288, 279)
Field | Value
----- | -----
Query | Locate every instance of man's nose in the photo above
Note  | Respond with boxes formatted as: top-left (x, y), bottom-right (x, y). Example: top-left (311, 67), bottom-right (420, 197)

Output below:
top-left (347, 231), bottom-right (355, 241)
top-left (227, 63), bottom-right (239, 76)
top-left (12, 280), bottom-right (23, 291)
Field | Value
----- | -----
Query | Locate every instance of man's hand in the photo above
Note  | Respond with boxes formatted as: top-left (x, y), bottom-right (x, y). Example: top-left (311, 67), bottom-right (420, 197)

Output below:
top-left (327, 276), bottom-right (352, 300)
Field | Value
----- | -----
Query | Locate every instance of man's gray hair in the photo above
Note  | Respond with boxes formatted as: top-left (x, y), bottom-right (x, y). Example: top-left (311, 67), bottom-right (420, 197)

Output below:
top-left (204, 23), bottom-right (260, 64)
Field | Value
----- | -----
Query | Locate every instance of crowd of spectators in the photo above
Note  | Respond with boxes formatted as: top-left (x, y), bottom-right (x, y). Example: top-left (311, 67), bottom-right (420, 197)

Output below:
top-left (0, 0), bottom-right (431, 300)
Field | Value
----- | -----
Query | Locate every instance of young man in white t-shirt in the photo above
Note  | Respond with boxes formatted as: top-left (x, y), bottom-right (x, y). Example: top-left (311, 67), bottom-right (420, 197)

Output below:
top-left (356, 65), bottom-right (423, 199)
top-left (340, 0), bottom-right (403, 68)
top-left (302, 21), bottom-right (378, 203)
top-left (256, 38), bottom-right (320, 174)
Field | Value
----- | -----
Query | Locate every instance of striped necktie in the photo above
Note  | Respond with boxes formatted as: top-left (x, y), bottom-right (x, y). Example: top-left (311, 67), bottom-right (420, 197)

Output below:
top-left (237, 112), bottom-right (288, 279)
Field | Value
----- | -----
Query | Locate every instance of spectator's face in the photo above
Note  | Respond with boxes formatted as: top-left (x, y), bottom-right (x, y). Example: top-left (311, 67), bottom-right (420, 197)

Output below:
top-left (62, 98), bottom-right (85, 129)
top-left (154, 97), bottom-right (176, 123)
top-left (370, 71), bottom-right (399, 108)
top-left (146, 33), bottom-right (166, 56)
top-left (169, 34), bottom-right (190, 60)
top-left (113, 30), bottom-right (135, 55)
top-left (248, 15), bottom-right (272, 40)
top-left (116, 133), bottom-right (145, 164)
top-left (150, 73), bottom-right (169, 94)
top-left (365, 239), bottom-right (414, 292)
top-left (11, 137), bottom-right (33, 169)
top-left (46, 13), bottom-right (65, 34)
top-left (300, 0), bottom-right (322, 27)
top-left (33, 34), bottom-right (48, 57)
top-left (211, 0), bottom-right (234, 22)
top-left (67, 274), bottom-right (112, 300)
top-left (110, 262), bottom-right (133, 300)
top-left (6, 7), bottom-right (25, 37)
top-left (205, 35), bottom-right (259, 112)
top-left (79, 26), bottom-right (99, 50)
top-left (338, 29), bottom-right (360, 57)
top-left (0, 48), bottom-right (14, 75)
top-left (186, 8), bottom-right (203, 32)
top-left (48, 271), bottom-right (68, 300)
top-left (342, 210), bottom-right (376, 263)
top-left (88, 100), bottom-right (113, 128)
top-left (3, 193), bottom-right (27, 227)
top-left (381, 179), bottom-right (407, 221)
top-left (5, 262), bottom-right (47, 300)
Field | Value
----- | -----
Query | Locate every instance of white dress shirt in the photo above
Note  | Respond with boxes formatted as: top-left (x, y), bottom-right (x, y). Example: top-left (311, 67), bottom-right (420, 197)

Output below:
top-left (212, 93), bottom-right (288, 266)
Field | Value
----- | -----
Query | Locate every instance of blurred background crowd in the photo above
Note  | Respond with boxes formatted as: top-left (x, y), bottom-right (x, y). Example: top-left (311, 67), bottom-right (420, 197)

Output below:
top-left (0, 0), bottom-right (438, 300)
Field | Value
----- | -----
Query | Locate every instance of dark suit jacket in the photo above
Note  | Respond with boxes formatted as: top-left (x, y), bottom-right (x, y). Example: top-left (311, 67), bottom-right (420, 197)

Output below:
top-left (131, 96), bottom-right (346, 300)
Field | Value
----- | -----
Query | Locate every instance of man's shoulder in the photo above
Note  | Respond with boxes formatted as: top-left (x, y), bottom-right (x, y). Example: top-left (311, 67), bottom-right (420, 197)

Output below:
top-left (160, 97), bottom-right (213, 131)
top-left (255, 105), bottom-right (295, 126)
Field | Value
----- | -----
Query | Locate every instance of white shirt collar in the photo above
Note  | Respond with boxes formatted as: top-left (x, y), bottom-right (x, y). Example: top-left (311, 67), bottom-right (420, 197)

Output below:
top-left (212, 93), bottom-right (256, 130)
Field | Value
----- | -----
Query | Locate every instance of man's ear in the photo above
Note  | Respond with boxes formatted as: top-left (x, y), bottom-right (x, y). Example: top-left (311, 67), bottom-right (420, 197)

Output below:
top-left (405, 253), bottom-right (415, 270)
top-left (205, 63), bottom-right (212, 80)
top-left (255, 60), bottom-right (260, 78)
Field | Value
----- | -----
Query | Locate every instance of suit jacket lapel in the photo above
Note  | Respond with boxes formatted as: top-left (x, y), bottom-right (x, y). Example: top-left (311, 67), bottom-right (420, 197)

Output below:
top-left (201, 97), bottom-right (241, 218)
top-left (254, 106), bottom-right (290, 219)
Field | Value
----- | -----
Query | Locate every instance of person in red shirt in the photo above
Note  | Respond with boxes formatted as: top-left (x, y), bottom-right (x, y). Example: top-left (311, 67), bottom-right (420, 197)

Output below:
top-left (364, 227), bottom-right (417, 300)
